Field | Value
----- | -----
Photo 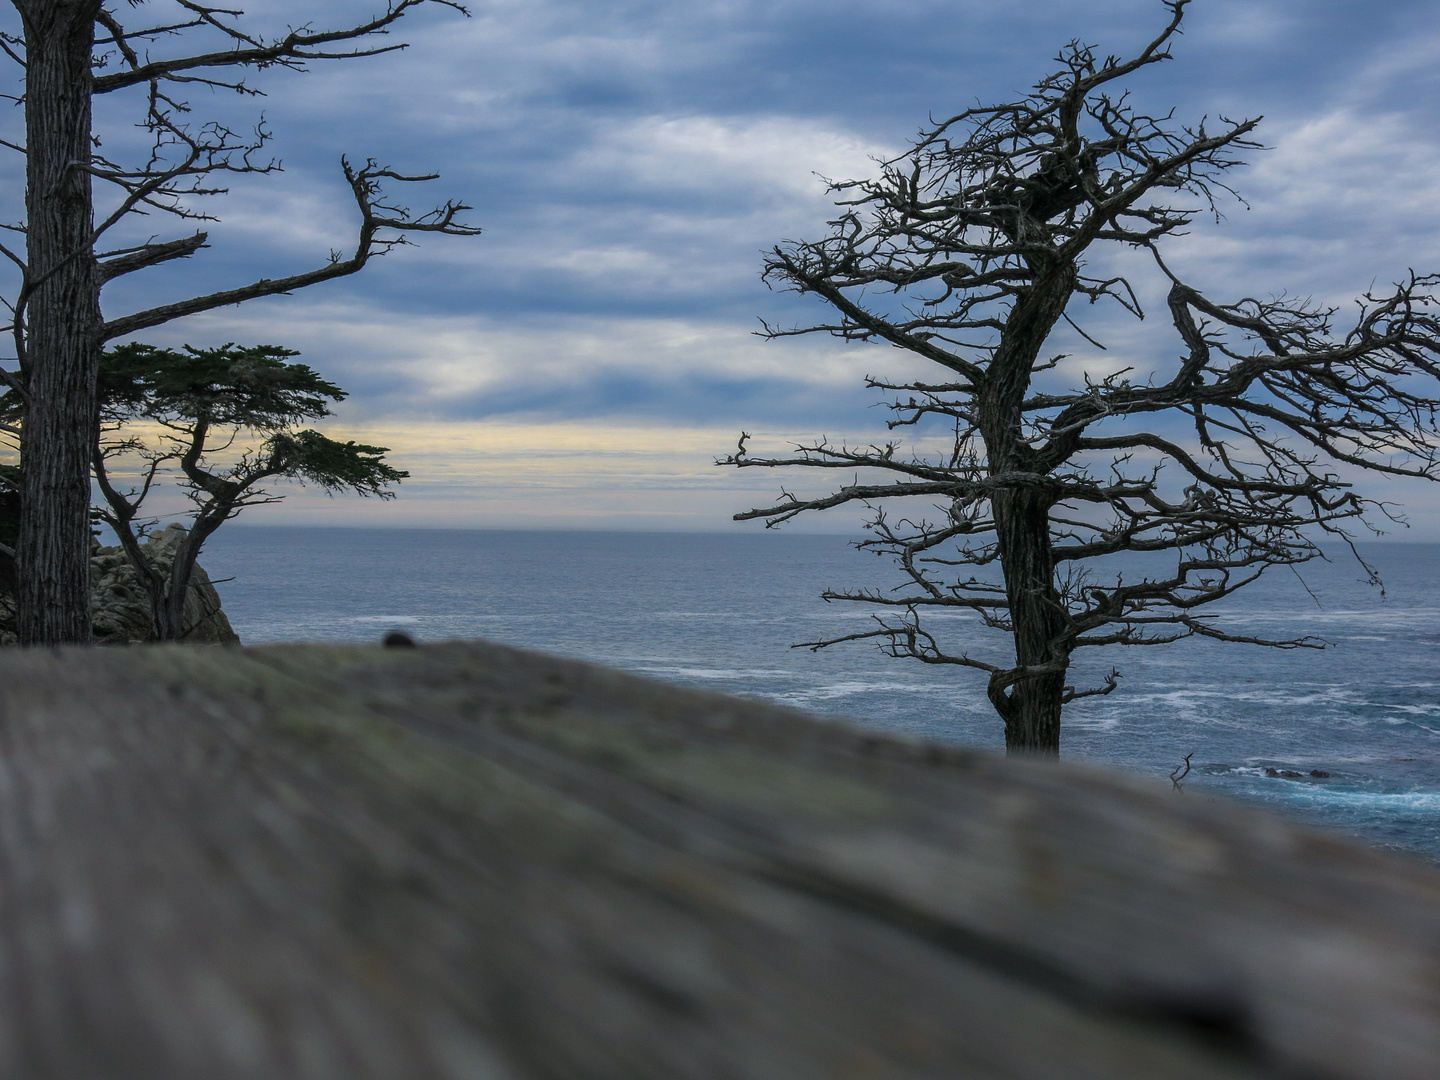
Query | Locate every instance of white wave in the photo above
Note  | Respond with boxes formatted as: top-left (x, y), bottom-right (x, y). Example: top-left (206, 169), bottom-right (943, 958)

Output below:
top-left (1191, 608), bottom-right (1440, 630)
top-left (648, 612), bottom-right (750, 620)
top-left (1123, 686), bottom-right (1359, 707)
top-left (1383, 717), bottom-right (1440, 736)
top-left (1063, 716), bottom-right (1122, 732)
top-left (632, 665), bottom-right (794, 680)
top-left (1278, 789), bottom-right (1440, 813)
top-left (775, 680), bottom-right (958, 702)
top-left (1375, 703), bottom-right (1440, 717)
top-left (345, 615), bottom-right (424, 624)
top-left (1216, 768), bottom-right (1440, 812)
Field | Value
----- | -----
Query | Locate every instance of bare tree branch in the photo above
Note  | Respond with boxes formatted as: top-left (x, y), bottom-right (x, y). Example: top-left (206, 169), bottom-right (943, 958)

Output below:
top-left (97, 232), bottom-right (208, 283)
top-left (5, 0), bottom-right (476, 645)
top-left (723, 0), bottom-right (1440, 755)
top-left (102, 158), bottom-right (478, 340)
top-left (93, 1), bottom-right (470, 94)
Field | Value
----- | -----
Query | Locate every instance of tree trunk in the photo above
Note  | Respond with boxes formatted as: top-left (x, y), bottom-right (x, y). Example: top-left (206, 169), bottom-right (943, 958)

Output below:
top-left (981, 257), bottom-right (1077, 755)
top-left (991, 484), bottom-right (1068, 755)
top-left (163, 516), bottom-right (222, 642)
top-left (15, 1), bottom-right (102, 646)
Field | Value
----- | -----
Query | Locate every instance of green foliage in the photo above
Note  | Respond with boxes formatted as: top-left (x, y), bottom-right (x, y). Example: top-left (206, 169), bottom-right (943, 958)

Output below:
top-left (92, 342), bottom-right (408, 640)
top-left (98, 342), bottom-right (407, 500)
top-left (265, 430), bottom-right (408, 498)
top-left (100, 343), bottom-right (347, 430)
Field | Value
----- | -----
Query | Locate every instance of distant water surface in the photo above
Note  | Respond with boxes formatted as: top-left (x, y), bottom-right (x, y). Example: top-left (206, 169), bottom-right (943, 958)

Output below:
top-left (202, 527), bottom-right (1440, 862)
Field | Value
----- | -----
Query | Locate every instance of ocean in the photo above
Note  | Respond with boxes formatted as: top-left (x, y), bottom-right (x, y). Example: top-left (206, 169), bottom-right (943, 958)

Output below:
top-left (201, 527), bottom-right (1440, 862)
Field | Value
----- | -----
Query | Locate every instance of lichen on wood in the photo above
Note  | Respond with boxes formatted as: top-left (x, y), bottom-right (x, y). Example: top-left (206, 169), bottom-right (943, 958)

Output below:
top-left (0, 640), bottom-right (1434, 1078)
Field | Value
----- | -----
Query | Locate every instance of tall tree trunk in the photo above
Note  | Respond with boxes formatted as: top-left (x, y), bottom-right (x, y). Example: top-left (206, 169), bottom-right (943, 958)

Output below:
top-left (981, 257), bottom-right (1076, 755)
top-left (14, 1), bottom-right (102, 646)
top-left (991, 485), bottom-right (1068, 755)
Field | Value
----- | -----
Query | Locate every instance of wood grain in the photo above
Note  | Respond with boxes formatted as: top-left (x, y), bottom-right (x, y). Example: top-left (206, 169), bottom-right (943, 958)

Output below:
top-left (0, 640), bottom-right (1434, 1078)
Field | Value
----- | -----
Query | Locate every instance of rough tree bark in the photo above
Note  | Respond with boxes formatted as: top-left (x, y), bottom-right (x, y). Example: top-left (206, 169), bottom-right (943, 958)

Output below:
top-left (12, 0), bottom-right (103, 645)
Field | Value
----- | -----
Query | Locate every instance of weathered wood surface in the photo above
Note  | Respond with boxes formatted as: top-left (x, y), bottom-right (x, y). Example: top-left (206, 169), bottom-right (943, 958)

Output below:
top-left (0, 641), bottom-right (1436, 1079)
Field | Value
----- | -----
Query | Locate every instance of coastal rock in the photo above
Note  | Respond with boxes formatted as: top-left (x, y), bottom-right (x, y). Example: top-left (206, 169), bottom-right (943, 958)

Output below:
top-left (91, 524), bottom-right (240, 645)
top-left (0, 523), bottom-right (240, 646)
top-left (1264, 767), bottom-right (1330, 781)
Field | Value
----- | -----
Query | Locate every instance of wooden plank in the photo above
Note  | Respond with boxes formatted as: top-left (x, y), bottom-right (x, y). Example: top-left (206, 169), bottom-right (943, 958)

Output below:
top-left (0, 640), bottom-right (1434, 1078)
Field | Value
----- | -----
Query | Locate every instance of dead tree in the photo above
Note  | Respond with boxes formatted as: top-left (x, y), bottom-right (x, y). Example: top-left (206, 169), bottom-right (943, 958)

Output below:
top-left (724, 0), bottom-right (1440, 755)
top-left (0, 1), bottom-right (476, 645)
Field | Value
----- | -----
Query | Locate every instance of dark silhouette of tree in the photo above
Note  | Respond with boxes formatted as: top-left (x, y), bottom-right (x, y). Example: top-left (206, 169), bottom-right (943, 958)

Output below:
top-left (0, 463), bottom-right (16, 624)
top-left (724, 0), bottom-right (1440, 755)
top-left (0, 1), bottom-right (475, 644)
top-left (91, 342), bottom-right (406, 642)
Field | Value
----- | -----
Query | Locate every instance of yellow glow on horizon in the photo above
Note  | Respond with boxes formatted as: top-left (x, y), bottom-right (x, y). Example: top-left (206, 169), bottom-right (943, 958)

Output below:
top-left (329, 420), bottom-right (781, 495)
top-left (84, 418), bottom-right (885, 531)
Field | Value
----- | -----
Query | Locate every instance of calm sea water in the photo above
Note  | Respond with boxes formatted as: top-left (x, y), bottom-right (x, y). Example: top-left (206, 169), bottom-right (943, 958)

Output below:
top-left (201, 527), bottom-right (1440, 862)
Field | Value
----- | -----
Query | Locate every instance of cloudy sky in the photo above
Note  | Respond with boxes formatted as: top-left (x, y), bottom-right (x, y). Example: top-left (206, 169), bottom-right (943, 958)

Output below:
top-left (8, 0), bottom-right (1440, 532)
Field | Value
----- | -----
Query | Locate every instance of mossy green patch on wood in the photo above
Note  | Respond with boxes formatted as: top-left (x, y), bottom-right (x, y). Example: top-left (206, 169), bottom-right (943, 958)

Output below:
top-left (3, 641), bottom-right (1428, 1080)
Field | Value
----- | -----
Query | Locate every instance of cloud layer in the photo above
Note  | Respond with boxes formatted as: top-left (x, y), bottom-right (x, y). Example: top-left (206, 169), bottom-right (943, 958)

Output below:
top-left (3, 0), bottom-right (1439, 531)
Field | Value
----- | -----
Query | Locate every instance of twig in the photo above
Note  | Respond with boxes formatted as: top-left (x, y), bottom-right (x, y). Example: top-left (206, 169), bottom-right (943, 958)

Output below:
top-left (1170, 752), bottom-right (1194, 792)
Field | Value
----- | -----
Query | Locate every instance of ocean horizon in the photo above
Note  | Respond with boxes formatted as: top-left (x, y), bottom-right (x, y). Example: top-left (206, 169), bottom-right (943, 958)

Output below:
top-left (201, 525), bottom-right (1440, 862)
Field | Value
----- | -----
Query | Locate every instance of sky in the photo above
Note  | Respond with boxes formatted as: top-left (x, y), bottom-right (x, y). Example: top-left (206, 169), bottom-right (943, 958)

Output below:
top-left (5, 0), bottom-right (1440, 533)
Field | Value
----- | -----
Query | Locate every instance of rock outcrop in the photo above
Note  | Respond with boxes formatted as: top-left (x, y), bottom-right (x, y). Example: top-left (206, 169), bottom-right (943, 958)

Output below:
top-left (91, 523), bottom-right (240, 644)
top-left (1, 522), bottom-right (240, 645)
